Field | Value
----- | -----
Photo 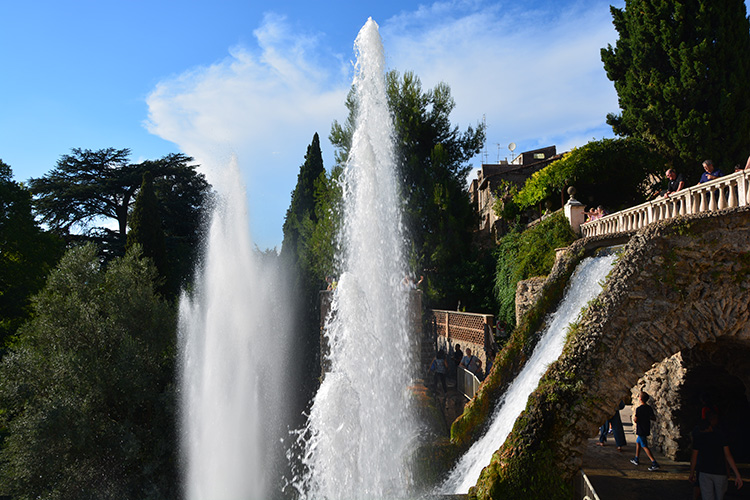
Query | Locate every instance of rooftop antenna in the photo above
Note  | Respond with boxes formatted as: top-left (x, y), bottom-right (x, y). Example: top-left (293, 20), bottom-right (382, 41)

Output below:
top-left (496, 143), bottom-right (501, 163)
top-left (481, 115), bottom-right (488, 164)
top-left (508, 142), bottom-right (517, 162)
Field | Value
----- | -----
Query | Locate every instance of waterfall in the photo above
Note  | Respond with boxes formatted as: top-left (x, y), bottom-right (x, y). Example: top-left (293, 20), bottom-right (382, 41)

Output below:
top-left (442, 251), bottom-right (618, 494)
top-left (292, 18), bottom-right (419, 500)
top-left (178, 157), bottom-right (291, 500)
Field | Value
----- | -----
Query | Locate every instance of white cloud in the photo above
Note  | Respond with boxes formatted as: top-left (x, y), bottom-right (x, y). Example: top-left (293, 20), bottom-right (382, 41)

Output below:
top-left (145, 13), bottom-right (349, 248)
top-left (145, 2), bottom-right (625, 248)
top-left (381, 0), bottom-right (622, 157)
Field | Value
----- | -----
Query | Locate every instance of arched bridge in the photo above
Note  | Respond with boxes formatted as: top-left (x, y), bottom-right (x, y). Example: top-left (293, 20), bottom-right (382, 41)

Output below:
top-left (461, 205), bottom-right (750, 499)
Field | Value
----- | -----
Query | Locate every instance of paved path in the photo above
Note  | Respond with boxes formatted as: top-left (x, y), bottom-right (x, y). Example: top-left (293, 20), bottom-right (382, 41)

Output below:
top-left (581, 407), bottom-right (749, 499)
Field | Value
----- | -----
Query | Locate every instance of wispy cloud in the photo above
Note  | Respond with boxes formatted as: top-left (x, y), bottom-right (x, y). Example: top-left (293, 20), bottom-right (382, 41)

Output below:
top-left (145, 14), bottom-right (349, 247)
top-left (381, 0), bottom-right (622, 154)
top-left (145, 2), bottom-right (624, 248)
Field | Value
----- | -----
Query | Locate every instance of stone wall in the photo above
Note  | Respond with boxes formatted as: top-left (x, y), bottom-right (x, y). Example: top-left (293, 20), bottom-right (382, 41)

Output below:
top-left (632, 352), bottom-right (687, 460)
top-left (515, 276), bottom-right (546, 325)
top-left (467, 207), bottom-right (750, 499)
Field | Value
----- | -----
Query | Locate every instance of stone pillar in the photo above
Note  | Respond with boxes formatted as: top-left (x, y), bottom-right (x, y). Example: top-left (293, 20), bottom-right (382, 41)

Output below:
top-left (564, 186), bottom-right (586, 235)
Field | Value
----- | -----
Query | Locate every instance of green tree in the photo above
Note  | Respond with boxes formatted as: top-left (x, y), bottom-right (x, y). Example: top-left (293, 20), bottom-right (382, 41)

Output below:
top-left (280, 133), bottom-right (329, 417)
top-left (29, 148), bottom-right (210, 286)
top-left (127, 171), bottom-right (169, 294)
top-left (281, 133), bottom-right (327, 266)
top-left (330, 70), bottom-right (485, 309)
top-left (601, 0), bottom-right (750, 178)
top-left (0, 244), bottom-right (177, 500)
top-left (513, 138), bottom-right (666, 213)
top-left (0, 160), bottom-right (63, 348)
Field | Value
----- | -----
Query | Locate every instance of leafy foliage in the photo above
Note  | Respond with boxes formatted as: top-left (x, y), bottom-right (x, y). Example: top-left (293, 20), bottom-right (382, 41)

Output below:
top-left (0, 160), bottom-right (64, 348)
top-left (601, 0), bottom-right (750, 177)
top-left (29, 148), bottom-right (211, 288)
top-left (330, 70), bottom-right (486, 309)
top-left (494, 212), bottom-right (577, 329)
top-left (514, 138), bottom-right (665, 213)
top-left (0, 244), bottom-right (177, 500)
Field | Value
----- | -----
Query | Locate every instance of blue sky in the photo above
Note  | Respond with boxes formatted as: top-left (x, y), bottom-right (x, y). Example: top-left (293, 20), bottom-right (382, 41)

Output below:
top-left (0, 0), bottom-right (642, 249)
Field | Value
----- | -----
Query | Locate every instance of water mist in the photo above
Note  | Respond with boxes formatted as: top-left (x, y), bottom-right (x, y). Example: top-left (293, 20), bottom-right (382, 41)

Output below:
top-left (292, 18), bottom-right (418, 500)
top-left (178, 157), bottom-right (292, 500)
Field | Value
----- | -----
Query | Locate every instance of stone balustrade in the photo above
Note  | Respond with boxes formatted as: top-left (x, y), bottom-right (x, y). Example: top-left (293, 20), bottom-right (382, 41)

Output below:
top-left (581, 169), bottom-right (750, 237)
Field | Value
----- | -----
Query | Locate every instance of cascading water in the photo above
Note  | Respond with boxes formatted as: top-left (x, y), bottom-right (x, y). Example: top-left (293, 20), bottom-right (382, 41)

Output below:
top-left (442, 251), bottom-right (618, 494)
top-left (178, 157), bottom-right (291, 500)
top-left (292, 18), bottom-right (418, 500)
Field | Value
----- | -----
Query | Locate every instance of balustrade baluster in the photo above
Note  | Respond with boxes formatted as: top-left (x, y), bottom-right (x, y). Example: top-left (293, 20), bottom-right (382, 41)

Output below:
top-left (718, 182), bottom-right (727, 209)
top-left (728, 181), bottom-right (737, 208)
top-left (709, 188), bottom-right (718, 211)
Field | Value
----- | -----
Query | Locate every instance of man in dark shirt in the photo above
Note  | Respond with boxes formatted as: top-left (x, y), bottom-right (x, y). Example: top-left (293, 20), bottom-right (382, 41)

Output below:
top-left (689, 411), bottom-right (743, 499)
top-left (664, 169), bottom-right (685, 197)
top-left (630, 391), bottom-right (660, 471)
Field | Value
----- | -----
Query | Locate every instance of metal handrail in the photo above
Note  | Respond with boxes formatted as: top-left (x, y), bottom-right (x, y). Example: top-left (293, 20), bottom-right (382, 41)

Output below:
top-left (456, 366), bottom-right (481, 400)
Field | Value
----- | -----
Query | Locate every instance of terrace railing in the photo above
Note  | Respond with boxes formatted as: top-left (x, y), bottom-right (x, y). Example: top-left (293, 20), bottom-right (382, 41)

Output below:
top-left (581, 169), bottom-right (750, 238)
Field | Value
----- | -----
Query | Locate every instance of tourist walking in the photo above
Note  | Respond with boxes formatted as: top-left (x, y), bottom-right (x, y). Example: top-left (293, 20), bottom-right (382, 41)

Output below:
top-left (630, 391), bottom-right (660, 471)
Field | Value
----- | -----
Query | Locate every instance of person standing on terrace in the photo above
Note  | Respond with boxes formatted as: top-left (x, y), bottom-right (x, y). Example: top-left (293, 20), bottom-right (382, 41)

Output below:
top-left (664, 169), bottom-right (685, 197)
top-left (699, 160), bottom-right (723, 183)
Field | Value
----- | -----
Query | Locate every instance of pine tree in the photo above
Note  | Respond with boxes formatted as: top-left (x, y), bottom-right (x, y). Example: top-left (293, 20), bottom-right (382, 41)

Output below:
top-left (601, 0), bottom-right (750, 180)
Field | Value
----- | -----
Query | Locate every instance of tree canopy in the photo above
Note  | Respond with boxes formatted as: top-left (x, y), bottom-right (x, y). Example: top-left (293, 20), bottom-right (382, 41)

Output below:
top-left (513, 138), bottom-right (666, 213)
top-left (601, 0), bottom-right (750, 178)
top-left (0, 244), bottom-right (177, 499)
top-left (29, 148), bottom-right (211, 289)
top-left (0, 160), bottom-right (63, 348)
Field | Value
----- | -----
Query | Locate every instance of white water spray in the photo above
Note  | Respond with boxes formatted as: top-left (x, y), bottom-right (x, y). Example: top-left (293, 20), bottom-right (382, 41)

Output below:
top-left (442, 252), bottom-right (618, 494)
top-left (293, 18), bottom-right (418, 500)
top-left (179, 158), bottom-right (291, 500)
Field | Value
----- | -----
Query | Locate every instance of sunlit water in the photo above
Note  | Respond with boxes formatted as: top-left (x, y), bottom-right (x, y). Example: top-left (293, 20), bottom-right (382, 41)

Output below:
top-left (442, 252), bottom-right (618, 494)
top-left (290, 18), bottom-right (419, 500)
top-left (178, 158), bottom-right (292, 500)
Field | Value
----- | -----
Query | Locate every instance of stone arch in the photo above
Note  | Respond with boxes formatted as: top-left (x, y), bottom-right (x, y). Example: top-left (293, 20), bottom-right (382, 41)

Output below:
top-left (636, 339), bottom-right (750, 462)
top-left (470, 208), bottom-right (750, 499)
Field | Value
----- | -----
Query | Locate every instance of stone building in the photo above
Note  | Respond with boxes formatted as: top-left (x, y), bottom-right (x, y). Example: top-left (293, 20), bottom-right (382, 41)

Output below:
top-left (469, 145), bottom-right (561, 242)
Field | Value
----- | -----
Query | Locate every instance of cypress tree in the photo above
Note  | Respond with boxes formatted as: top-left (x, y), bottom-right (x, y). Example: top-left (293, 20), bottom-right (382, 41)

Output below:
top-left (126, 171), bottom-right (168, 293)
top-left (601, 0), bottom-right (750, 179)
top-left (280, 133), bottom-right (328, 423)
top-left (281, 132), bottom-right (326, 262)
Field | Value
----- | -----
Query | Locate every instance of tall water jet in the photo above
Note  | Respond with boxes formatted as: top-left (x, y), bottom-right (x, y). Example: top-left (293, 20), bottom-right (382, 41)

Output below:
top-left (178, 158), bottom-right (291, 500)
top-left (442, 251), bottom-right (618, 494)
top-left (293, 18), bottom-right (418, 500)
